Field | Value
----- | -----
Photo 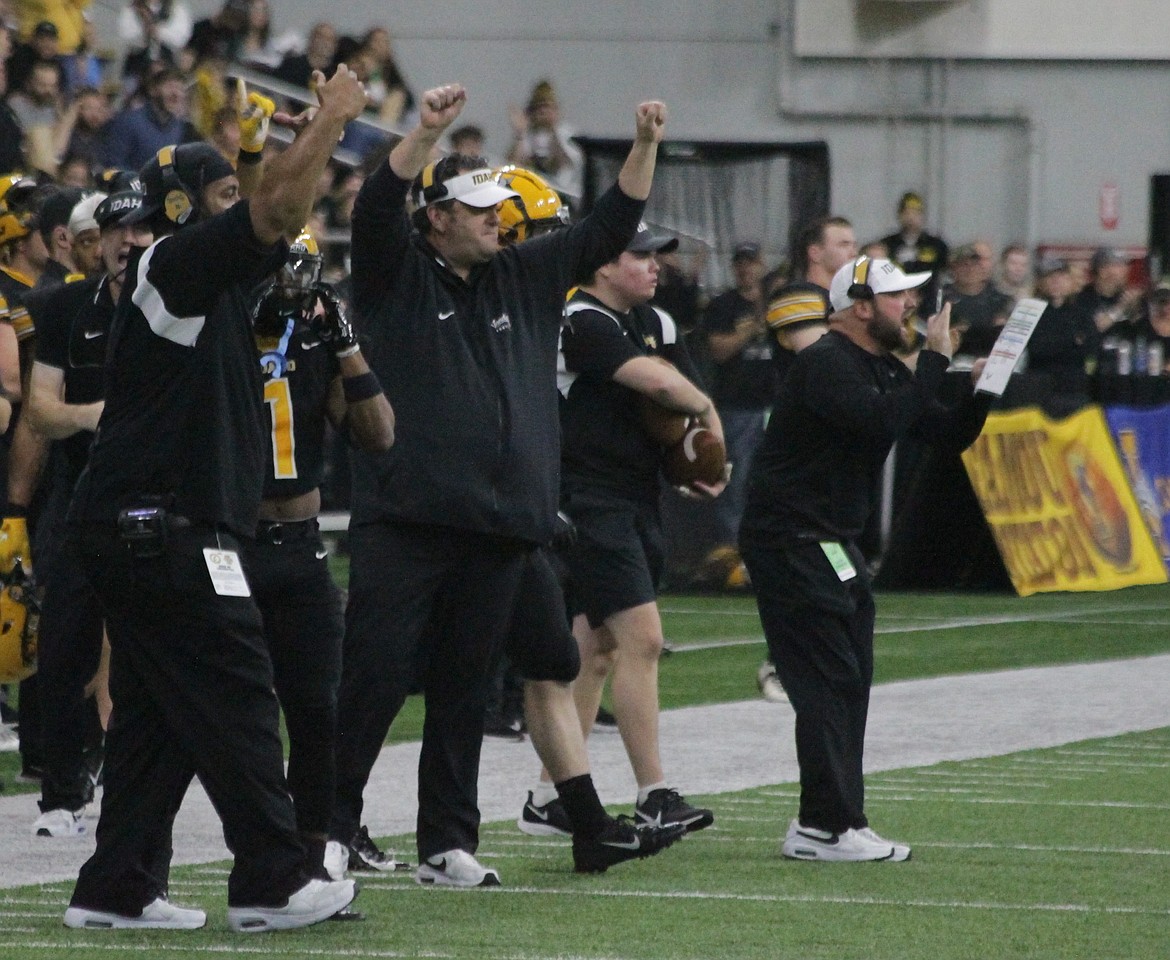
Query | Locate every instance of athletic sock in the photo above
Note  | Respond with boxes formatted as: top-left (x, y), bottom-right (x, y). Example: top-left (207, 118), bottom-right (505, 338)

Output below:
top-left (555, 774), bottom-right (610, 837)
top-left (531, 780), bottom-right (558, 807)
top-left (636, 781), bottom-right (669, 806)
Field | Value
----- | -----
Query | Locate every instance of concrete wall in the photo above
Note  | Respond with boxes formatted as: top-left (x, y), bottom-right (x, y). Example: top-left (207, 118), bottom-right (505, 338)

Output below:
top-left (88, 1), bottom-right (1170, 261)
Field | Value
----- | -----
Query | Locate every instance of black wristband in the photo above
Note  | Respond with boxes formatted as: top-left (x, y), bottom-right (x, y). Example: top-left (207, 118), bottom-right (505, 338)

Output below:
top-left (237, 148), bottom-right (263, 166)
top-left (342, 371), bottom-right (382, 403)
top-left (4, 504), bottom-right (27, 518)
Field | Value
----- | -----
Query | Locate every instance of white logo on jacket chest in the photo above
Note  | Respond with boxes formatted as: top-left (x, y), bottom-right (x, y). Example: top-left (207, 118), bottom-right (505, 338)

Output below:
top-left (490, 313), bottom-right (512, 333)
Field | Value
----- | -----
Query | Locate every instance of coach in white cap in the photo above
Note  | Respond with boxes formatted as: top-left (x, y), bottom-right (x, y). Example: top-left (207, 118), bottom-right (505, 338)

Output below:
top-left (738, 255), bottom-right (990, 863)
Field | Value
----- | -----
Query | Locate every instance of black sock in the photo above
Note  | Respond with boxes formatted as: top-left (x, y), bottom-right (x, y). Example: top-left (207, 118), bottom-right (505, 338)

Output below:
top-left (302, 836), bottom-right (329, 879)
top-left (555, 774), bottom-right (611, 837)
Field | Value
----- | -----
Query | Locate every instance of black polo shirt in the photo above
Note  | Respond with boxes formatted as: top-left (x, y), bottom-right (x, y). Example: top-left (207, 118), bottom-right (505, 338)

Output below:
top-left (559, 291), bottom-right (703, 506)
top-left (70, 201), bottom-right (288, 537)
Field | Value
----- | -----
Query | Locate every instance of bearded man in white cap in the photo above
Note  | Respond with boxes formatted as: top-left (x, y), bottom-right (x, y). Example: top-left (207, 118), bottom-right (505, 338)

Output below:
top-left (739, 255), bottom-right (990, 863)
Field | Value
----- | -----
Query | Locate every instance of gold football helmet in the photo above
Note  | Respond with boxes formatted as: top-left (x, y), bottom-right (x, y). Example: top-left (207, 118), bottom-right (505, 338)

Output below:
top-left (494, 166), bottom-right (568, 245)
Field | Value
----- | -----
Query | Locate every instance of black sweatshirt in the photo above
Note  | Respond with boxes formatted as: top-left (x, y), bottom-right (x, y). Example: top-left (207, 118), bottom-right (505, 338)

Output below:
top-left (348, 163), bottom-right (645, 543)
top-left (740, 330), bottom-right (989, 547)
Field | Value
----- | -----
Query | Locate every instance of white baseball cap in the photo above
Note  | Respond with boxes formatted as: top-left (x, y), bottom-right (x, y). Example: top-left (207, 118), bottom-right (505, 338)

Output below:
top-left (68, 191), bottom-right (107, 237)
top-left (829, 256), bottom-right (932, 312)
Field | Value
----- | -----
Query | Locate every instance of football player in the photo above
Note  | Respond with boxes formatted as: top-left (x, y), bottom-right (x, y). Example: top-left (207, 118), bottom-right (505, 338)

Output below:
top-left (247, 230), bottom-right (395, 884)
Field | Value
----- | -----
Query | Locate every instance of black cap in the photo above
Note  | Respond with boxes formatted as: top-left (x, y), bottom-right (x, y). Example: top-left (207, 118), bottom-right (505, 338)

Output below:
top-left (732, 241), bottom-right (762, 262)
top-left (125, 143), bottom-right (236, 227)
top-left (95, 191), bottom-right (146, 230)
top-left (626, 221), bottom-right (678, 254)
top-left (1090, 247), bottom-right (1127, 272)
top-left (1036, 255), bottom-right (1068, 277)
top-left (37, 186), bottom-right (85, 240)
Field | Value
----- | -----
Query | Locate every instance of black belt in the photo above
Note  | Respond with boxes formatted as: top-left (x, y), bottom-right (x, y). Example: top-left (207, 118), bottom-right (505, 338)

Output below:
top-left (254, 517), bottom-right (318, 545)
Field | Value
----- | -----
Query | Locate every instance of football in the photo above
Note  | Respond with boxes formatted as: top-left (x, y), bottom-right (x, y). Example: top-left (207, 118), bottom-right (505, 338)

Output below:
top-left (639, 358), bottom-right (689, 447)
top-left (662, 422), bottom-right (726, 487)
top-left (640, 396), bottom-right (689, 447)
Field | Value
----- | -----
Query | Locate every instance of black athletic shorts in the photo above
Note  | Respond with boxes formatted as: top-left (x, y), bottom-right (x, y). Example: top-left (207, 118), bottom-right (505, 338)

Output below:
top-left (563, 492), bottom-right (664, 629)
top-left (504, 547), bottom-right (580, 683)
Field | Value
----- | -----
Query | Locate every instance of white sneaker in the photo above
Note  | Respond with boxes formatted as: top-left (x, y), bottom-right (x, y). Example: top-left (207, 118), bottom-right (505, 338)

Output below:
top-left (323, 840), bottom-right (349, 881)
top-left (227, 878), bottom-right (356, 933)
top-left (64, 896), bottom-right (206, 930)
top-left (756, 663), bottom-right (786, 704)
top-left (33, 807), bottom-right (86, 838)
top-left (857, 826), bottom-right (912, 862)
top-left (416, 849), bottom-right (500, 887)
top-left (781, 821), bottom-right (905, 862)
top-left (0, 721), bottom-right (18, 752)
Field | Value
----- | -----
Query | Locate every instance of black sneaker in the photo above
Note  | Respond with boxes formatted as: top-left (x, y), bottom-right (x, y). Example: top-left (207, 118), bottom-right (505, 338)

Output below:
top-left (483, 716), bottom-right (526, 742)
top-left (635, 788), bottom-right (714, 833)
top-left (592, 706), bottom-right (618, 734)
top-left (572, 816), bottom-right (686, 874)
top-left (517, 792), bottom-right (572, 838)
top-left (348, 826), bottom-right (410, 873)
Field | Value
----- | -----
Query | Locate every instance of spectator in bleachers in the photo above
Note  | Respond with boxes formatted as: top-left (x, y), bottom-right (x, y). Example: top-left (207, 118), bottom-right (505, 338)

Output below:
top-left (701, 241), bottom-right (774, 552)
top-left (118, 0), bottom-right (191, 82)
top-left (0, 24), bottom-right (27, 173)
top-left (507, 79), bottom-right (584, 197)
top-left (237, 0), bottom-right (280, 71)
top-left (360, 26), bottom-right (415, 128)
top-left (274, 20), bottom-right (335, 91)
top-left (15, 1), bottom-right (88, 55)
top-left (6, 18), bottom-right (62, 95)
top-left (56, 151), bottom-right (88, 187)
top-left (995, 242), bottom-right (1033, 302)
top-left (448, 123), bottom-right (485, 158)
top-left (879, 191), bottom-right (948, 318)
top-left (102, 65), bottom-right (199, 170)
top-left (7, 57), bottom-right (61, 174)
top-left (186, 0), bottom-right (248, 65)
top-left (1109, 280), bottom-right (1170, 376)
top-left (1074, 247), bottom-right (1140, 338)
top-left (651, 246), bottom-right (705, 335)
top-left (943, 241), bottom-right (1012, 358)
top-left (59, 12), bottom-right (101, 94)
top-left (57, 84), bottom-right (108, 167)
top-left (1027, 256), bottom-right (1097, 410)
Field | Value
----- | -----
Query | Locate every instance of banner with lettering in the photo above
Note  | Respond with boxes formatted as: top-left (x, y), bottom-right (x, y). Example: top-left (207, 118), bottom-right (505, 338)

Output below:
top-left (962, 406), bottom-right (1167, 596)
top-left (1104, 404), bottom-right (1170, 563)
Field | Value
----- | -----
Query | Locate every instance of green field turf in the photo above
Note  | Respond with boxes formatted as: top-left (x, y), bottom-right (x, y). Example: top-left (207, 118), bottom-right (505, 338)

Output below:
top-left (3, 728), bottom-right (1168, 959)
top-left (5, 583), bottom-right (1170, 786)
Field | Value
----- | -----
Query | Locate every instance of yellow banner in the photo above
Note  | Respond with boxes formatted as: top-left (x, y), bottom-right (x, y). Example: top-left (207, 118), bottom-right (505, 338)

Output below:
top-left (962, 406), bottom-right (1167, 596)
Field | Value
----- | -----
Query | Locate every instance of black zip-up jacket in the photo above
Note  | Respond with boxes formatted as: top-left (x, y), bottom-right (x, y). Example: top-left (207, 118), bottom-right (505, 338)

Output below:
top-left (348, 163), bottom-right (645, 543)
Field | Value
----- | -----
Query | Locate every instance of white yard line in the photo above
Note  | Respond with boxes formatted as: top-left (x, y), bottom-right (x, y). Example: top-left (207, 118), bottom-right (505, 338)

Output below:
top-left (2, 653), bottom-right (1170, 894)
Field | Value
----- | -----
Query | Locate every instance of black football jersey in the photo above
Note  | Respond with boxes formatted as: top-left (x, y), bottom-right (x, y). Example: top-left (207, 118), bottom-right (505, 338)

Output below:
top-left (253, 288), bottom-right (339, 499)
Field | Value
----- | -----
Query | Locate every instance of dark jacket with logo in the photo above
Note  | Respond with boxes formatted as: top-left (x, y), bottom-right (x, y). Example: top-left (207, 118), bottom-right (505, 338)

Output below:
top-left (348, 163), bottom-right (645, 543)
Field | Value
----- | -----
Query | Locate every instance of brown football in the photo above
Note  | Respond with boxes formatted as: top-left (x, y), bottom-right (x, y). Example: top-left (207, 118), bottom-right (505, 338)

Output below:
top-left (639, 358), bottom-right (689, 447)
top-left (662, 423), bottom-right (726, 486)
top-left (640, 397), bottom-right (689, 447)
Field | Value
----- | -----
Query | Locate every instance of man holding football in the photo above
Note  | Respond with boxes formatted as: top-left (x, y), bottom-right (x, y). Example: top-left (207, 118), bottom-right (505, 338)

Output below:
top-left (549, 224), bottom-right (726, 834)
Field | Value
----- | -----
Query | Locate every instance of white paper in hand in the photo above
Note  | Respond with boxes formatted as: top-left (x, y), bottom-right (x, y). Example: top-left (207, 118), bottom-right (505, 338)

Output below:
top-left (975, 297), bottom-right (1047, 397)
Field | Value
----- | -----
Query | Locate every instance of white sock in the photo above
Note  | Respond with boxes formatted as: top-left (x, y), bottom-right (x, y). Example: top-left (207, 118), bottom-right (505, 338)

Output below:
top-left (531, 781), bottom-right (558, 806)
top-left (637, 781), bottom-right (669, 806)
